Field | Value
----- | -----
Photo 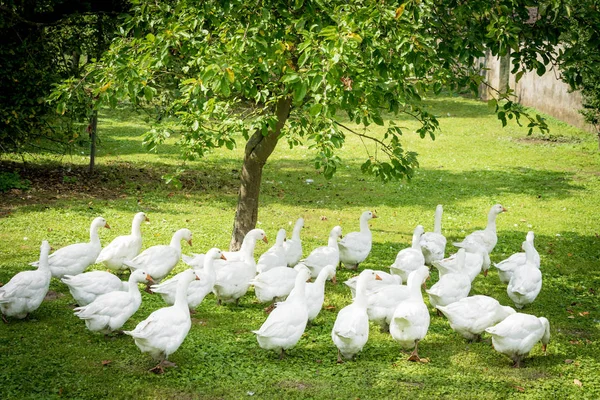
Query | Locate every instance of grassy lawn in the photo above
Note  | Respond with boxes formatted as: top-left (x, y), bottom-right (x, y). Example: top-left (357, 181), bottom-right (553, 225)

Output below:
top-left (1, 94), bottom-right (599, 399)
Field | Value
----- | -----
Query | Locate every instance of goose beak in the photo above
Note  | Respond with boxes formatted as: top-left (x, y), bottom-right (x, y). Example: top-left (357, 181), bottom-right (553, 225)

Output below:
top-left (146, 275), bottom-right (155, 284)
top-left (220, 254), bottom-right (227, 260)
top-left (372, 211), bottom-right (378, 218)
top-left (195, 274), bottom-right (201, 281)
top-left (262, 236), bottom-right (269, 244)
top-left (502, 207), bottom-right (508, 212)
top-left (104, 223), bottom-right (111, 229)
top-left (145, 216), bottom-right (150, 222)
top-left (187, 239), bottom-right (193, 246)
top-left (375, 274), bottom-right (382, 281)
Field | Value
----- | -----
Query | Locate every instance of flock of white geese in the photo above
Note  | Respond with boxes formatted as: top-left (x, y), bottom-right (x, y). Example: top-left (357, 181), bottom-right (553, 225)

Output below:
top-left (0, 204), bottom-right (548, 372)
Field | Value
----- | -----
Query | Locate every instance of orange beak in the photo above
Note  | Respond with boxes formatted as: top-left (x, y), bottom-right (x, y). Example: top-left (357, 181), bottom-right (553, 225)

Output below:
top-left (145, 216), bottom-right (150, 222)
top-left (187, 239), bottom-right (193, 246)
top-left (375, 274), bottom-right (382, 281)
top-left (146, 274), bottom-right (155, 284)
top-left (104, 223), bottom-right (111, 229)
top-left (220, 254), bottom-right (227, 260)
top-left (372, 211), bottom-right (378, 218)
top-left (262, 236), bottom-right (269, 244)
top-left (195, 274), bottom-right (201, 281)
top-left (502, 207), bottom-right (508, 212)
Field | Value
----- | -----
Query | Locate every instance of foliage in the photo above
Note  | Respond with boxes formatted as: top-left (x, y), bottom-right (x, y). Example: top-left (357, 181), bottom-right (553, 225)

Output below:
top-left (555, 1), bottom-right (600, 137)
top-left (1, 98), bottom-right (600, 398)
top-left (0, 171), bottom-right (31, 192)
top-left (49, 0), bottom-right (562, 184)
top-left (0, 0), bottom-right (126, 155)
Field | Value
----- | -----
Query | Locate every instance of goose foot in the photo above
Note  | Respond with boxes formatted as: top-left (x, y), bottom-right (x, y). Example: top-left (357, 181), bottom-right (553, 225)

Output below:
top-left (407, 341), bottom-right (421, 362)
top-left (1, 314), bottom-right (8, 324)
top-left (144, 286), bottom-right (154, 294)
top-left (511, 358), bottom-right (523, 368)
top-left (150, 360), bottom-right (177, 374)
top-left (263, 303), bottom-right (275, 314)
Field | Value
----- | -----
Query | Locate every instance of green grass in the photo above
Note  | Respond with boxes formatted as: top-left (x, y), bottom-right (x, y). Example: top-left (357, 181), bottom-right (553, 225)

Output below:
top-left (1, 94), bottom-right (600, 399)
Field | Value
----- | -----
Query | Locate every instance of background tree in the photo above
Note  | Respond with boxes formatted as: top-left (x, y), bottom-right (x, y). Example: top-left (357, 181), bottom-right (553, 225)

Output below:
top-left (556, 0), bottom-right (600, 149)
top-left (51, 0), bottom-right (570, 249)
top-left (0, 0), bottom-right (126, 162)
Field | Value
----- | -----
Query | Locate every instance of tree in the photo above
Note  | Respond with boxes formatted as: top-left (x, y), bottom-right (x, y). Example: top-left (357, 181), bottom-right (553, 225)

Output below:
top-left (555, 0), bottom-right (600, 149)
top-left (51, 0), bottom-right (563, 249)
top-left (0, 0), bottom-right (126, 161)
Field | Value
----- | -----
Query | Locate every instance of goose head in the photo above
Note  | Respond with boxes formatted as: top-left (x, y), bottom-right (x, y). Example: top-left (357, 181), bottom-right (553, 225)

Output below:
top-left (490, 204), bottom-right (507, 216)
top-left (131, 269), bottom-right (154, 284)
top-left (246, 229), bottom-right (268, 244)
top-left (92, 216), bottom-right (110, 230)
top-left (330, 225), bottom-right (343, 239)
top-left (206, 247), bottom-right (227, 261)
top-left (361, 210), bottom-right (377, 221)
top-left (174, 228), bottom-right (193, 246)
top-left (180, 268), bottom-right (200, 284)
top-left (275, 228), bottom-right (287, 246)
top-left (526, 231), bottom-right (535, 243)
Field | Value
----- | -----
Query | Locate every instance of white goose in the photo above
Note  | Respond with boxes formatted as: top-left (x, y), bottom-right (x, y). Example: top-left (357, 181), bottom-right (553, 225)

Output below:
top-left (251, 264), bottom-right (310, 305)
top-left (73, 269), bottom-right (153, 334)
top-left (366, 265), bottom-right (429, 332)
top-left (62, 271), bottom-right (128, 306)
top-left (389, 267), bottom-right (431, 361)
top-left (256, 228), bottom-right (288, 273)
top-left (433, 241), bottom-right (490, 281)
top-left (125, 269), bottom-right (199, 373)
top-left (0, 241), bottom-right (52, 322)
top-left (124, 228), bottom-right (192, 285)
top-left (212, 229), bottom-right (267, 304)
top-left (302, 226), bottom-right (342, 281)
top-left (32, 217), bottom-right (110, 278)
top-left (507, 240), bottom-right (542, 309)
top-left (420, 205), bottom-right (447, 266)
top-left (96, 212), bottom-right (149, 272)
top-left (182, 228), bottom-right (268, 268)
top-left (338, 210), bottom-right (377, 269)
top-left (253, 268), bottom-right (311, 359)
top-left (331, 269), bottom-right (382, 363)
top-left (436, 295), bottom-right (516, 341)
top-left (283, 217), bottom-right (304, 267)
top-left (494, 231), bottom-right (540, 284)
top-left (390, 225), bottom-right (426, 283)
top-left (454, 204), bottom-right (507, 254)
top-left (426, 248), bottom-right (471, 309)
top-left (304, 264), bottom-right (336, 322)
top-left (151, 248), bottom-right (226, 309)
top-left (485, 313), bottom-right (550, 367)
top-left (345, 270), bottom-right (401, 299)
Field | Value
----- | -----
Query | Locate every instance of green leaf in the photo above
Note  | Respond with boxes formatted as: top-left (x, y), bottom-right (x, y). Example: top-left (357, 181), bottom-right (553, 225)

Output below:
top-left (487, 98), bottom-right (497, 110)
top-left (309, 103), bottom-right (322, 116)
top-left (294, 81), bottom-right (308, 104)
top-left (146, 33), bottom-right (156, 42)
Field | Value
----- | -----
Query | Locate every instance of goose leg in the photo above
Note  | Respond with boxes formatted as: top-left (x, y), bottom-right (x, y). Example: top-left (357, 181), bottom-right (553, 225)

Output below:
top-left (263, 303), bottom-right (275, 314)
top-left (407, 340), bottom-right (421, 362)
top-left (511, 356), bottom-right (523, 368)
top-left (279, 348), bottom-right (285, 360)
top-left (336, 349), bottom-right (344, 364)
top-left (1, 314), bottom-right (8, 324)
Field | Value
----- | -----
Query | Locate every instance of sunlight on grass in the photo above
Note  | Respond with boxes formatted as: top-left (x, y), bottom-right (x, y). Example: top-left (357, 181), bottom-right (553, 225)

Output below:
top-left (1, 95), bottom-right (600, 398)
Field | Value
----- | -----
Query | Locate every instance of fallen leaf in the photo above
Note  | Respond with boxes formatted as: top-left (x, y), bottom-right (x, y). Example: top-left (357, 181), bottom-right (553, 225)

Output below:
top-left (514, 386), bottom-right (525, 392)
top-left (565, 359), bottom-right (574, 364)
top-left (101, 360), bottom-right (112, 366)
top-left (569, 340), bottom-right (581, 345)
top-left (567, 253), bottom-right (572, 257)
top-left (419, 358), bottom-right (430, 363)
top-left (574, 379), bottom-right (582, 387)
top-left (568, 316), bottom-right (575, 319)
top-left (320, 215), bottom-right (328, 221)
top-left (579, 311), bottom-right (590, 316)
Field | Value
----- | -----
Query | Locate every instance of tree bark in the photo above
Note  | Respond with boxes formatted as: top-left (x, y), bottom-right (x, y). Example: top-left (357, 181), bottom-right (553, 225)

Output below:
top-left (229, 97), bottom-right (292, 250)
top-left (89, 109), bottom-right (98, 173)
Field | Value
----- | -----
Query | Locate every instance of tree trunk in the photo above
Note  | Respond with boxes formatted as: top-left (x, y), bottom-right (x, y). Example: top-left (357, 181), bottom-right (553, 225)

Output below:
top-left (89, 109), bottom-right (98, 173)
top-left (229, 97), bottom-right (292, 250)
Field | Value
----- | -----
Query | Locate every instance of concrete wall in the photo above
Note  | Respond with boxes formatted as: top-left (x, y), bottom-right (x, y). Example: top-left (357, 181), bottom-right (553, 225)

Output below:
top-left (479, 50), bottom-right (593, 132)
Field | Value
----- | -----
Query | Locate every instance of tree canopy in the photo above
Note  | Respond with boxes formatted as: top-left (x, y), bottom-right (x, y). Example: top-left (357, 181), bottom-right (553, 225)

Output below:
top-left (44, 0), bottom-right (593, 247)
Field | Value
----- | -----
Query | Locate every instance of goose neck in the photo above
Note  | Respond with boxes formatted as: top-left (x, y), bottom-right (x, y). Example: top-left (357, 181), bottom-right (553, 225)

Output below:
top-left (131, 219), bottom-right (143, 237)
top-left (174, 278), bottom-right (193, 310)
top-left (354, 277), bottom-right (368, 308)
top-left (411, 231), bottom-right (421, 249)
top-left (327, 235), bottom-right (339, 249)
top-left (360, 217), bottom-right (371, 234)
top-left (90, 223), bottom-right (101, 245)
top-left (408, 273), bottom-right (424, 301)
top-left (486, 210), bottom-right (498, 232)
